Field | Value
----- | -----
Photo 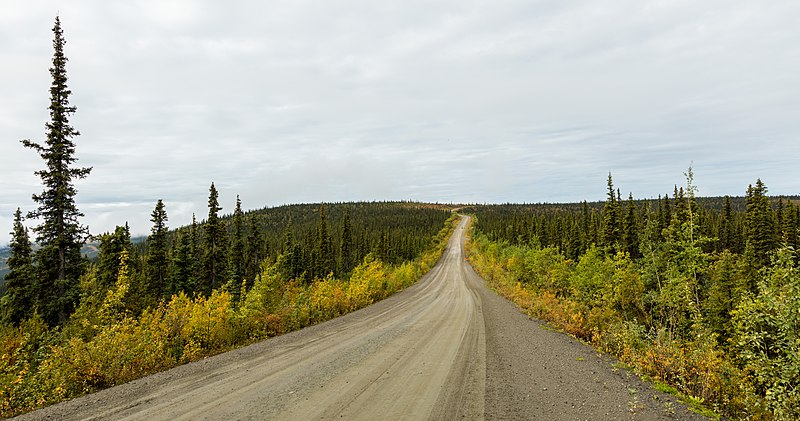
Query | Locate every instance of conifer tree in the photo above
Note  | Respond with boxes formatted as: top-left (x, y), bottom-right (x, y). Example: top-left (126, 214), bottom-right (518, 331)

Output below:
top-left (245, 212), bottom-right (264, 283)
top-left (279, 217), bottom-right (302, 280)
top-left (580, 201), bottom-right (591, 247)
top-left (744, 179), bottom-right (777, 269)
top-left (1, 209), bottom-right (36, 324)
top-left (146, 199), bottom-right (169, 296)
top-left (781, 200), bottom-right (799, 253)
top-left (719, 195), bottom-right (733, 251)
top-left (623, 193), bottom-right (639, 258)
top-left (228, 195), bottom-right (246, 299)
top-left (189, 213), bottom-right (202, 287)
top-left (340, 210), bottom-right (355, 274)
top-left (378, 230), bottom-right (391, 261)
top-left (314, 205), bottom-right (334, 278)
top-left (661, 193), bottom-right (672, 235)
top-left (168, 230), bottom-right (194, 295)
top-left (97, 224), bottom-right (131, 289)
top-left (602, 173), bottom-right (621, 250)
top-left (21, 16), bottom-right (92, 325)
top-left (672, 186), bottom-right (688, 227)
top-left (588, 211), bottom-right (599, 247)
top-left (704, 250), bottom-right (745, 345)
top-left (202, 183), bottom-right (227, 293)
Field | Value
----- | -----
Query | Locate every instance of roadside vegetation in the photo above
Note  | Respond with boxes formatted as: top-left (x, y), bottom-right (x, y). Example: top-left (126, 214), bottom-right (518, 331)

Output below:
top-left (0, 214), bottom-right (456, 417)
top-left (465, 170), bottom-right (799, 420)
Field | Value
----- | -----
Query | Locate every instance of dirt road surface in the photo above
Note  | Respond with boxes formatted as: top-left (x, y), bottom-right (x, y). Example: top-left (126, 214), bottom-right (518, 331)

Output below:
top-left (19, 216), bottom-right (705, 420)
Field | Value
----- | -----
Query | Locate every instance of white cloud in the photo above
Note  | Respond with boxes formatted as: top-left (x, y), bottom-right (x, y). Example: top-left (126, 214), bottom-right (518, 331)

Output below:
top-left (1, 0), bottom-right (799, 243)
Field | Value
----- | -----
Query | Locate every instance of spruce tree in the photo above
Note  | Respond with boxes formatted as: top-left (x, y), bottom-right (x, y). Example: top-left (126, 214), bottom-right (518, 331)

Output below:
top-left (661, 193), bottom-right (672, 235)
top-left (720, 195), bottom-right (744, 253)
top-left (228, 195), bottom-right (246, 299)
top-left (245, 212), bottom-right (264, 283)
top-left (202, 183), bottom-right (227, 293)
top-left (279, 217), bottom-right (302, 280)
top-left (782, 200), bottom-right (799, 253)
top-left (623, 193), bottom-right (639, 258)
top-left (313, 205), bottom-right (334, 278)
top-left (146, 199), bottom-right (169, 296)
top-left (580, 201), bottom-right (591, 247)
top-left (704, 250), bottom-right (745, 345)
top-left (672, 186), bottom-right (688, 227)
top-left (340, 210), bottom-right (355, 274)
top-left (744, 179), bottom-right (777, 269)
top-left (168, 230), bottom-right (194, 295)
top-left (189, 213), bottom-right (202, 288)
top-left (602, 173), bottom-right (621, 250)
top-left (1, 209), bottom-right (36, 324)
top-left (96, 224), bottom-right (131, 289)
top-left (21, 16), bottom-right (92, 325)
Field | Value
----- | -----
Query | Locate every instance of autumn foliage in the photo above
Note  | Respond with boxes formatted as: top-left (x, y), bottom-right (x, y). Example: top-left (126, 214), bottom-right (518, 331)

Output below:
top-left (0, 217), bottom-right (456, 418)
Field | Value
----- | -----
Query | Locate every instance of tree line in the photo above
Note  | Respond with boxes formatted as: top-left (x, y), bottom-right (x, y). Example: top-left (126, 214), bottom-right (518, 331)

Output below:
top-left (465, 175), bottom-right (798, 265)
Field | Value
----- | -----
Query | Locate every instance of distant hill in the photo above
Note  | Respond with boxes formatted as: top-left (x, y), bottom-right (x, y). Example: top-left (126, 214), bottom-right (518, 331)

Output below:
top-left (0, 243), bottom-right (100, 292)
top-left (2, 195), bottom-right (795, 292)
top-left (0, 246), bottom-right (9, 291)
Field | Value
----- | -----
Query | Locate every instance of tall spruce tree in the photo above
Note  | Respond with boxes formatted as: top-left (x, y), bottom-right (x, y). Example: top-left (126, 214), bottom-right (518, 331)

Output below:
top-left (202, 183), bottom-right (227, 293)
top-left (279, 217), bottom-right (302, 280)
top-left (1, 209), bottom-right (36, 324)
top-left (96, 224), bottom-right (131, 289)
top-left (189, 213), bottom-right (203, 287)
top-left (245, 212), bottom-right (264, 283)
top-left (168, 230), bottom-right (194, 295)
top-left (313, 205), bottom-right (334, 278)
top-left (146, 200), bottom-right (169, 296)
top-left (580, 201), bottom-right (591, 247)
top-left (781, 200), bottom-right (799, 253)
top-left (602, 173), bottom-right (621, 251)
top-left (661, 192), bottom-right (672, 235)
top-left (744, 179), bottom-right (777, 270)
top-left (719, 195), bottom-right (743, 253)
top-left (21, 17), bottom-right (92, 325)
top-left (623, 193), bottom-right (639, 258)
top-left (340, 209), bottom-right (355, 274)
top-left (228, 195), bottom-right (246, 299)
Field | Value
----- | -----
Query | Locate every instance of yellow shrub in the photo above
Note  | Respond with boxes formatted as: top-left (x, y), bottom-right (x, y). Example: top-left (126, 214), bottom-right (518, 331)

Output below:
top-left (182, 291), bottom-right (235, 353)
top-left (0, 316), bottom-right (50, 417)
top-left (309, 277), bottom-right (347, 323)
top-left (347, 257), bottom-right (387, 310)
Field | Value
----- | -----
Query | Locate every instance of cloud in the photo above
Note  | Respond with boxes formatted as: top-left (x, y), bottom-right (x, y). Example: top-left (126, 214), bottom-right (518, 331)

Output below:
top-left (1, 0), bottom-right (799, 244)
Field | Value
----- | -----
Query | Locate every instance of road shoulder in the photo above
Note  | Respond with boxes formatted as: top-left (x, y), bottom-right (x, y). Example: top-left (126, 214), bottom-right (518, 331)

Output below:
top-left (467, 261), bottom-right (707, 420)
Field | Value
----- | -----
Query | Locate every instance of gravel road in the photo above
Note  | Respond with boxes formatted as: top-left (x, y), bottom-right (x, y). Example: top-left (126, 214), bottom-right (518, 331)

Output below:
top-left (18, 216), bottom-right (705, 420)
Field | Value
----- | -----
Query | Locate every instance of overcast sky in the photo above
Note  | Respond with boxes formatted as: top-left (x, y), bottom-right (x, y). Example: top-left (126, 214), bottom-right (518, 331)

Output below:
top-left (2, 1), bottom-right (799, 244)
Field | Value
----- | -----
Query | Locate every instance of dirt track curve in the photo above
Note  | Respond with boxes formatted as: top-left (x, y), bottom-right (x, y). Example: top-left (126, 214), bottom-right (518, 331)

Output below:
top-left (19, 216), bottom-right (705, 420)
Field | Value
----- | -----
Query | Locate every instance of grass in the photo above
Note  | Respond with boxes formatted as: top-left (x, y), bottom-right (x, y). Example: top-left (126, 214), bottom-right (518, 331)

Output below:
top-left (646, 376), bottom-right (721, 420)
